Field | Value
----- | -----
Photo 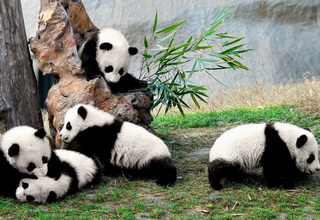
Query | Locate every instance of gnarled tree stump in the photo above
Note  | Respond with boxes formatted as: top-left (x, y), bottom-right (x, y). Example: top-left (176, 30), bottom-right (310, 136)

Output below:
top-left (31, 0), bottom-right (153, 147)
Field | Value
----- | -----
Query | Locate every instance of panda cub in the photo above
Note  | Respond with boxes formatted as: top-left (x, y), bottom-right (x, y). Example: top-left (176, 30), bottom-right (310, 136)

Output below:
top-left (59, 104), bottom-right (177, 186)
top-left (208, 122), bottom-right (320, 190)
top-left (79, 28), bottom-right (148, 93)
top-left (0, 126), bottom-right (51, 196)
top-left (16, 149), bottom-right (99, 203)
top-left (1, 126), bottom-right (99, 203)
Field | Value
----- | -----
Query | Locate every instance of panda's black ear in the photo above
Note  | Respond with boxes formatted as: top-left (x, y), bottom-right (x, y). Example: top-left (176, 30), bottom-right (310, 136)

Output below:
top-left (34, 128), bottom-right (46, 139)
top-left (8, 144), bottom-right (19, 157)
top-left (78, 106), bottom-right (87, 120)
top-left (303, 127), bottom-right (311, 132)
top-left (296, 135), bottom-right (308, 148)
top-left (128, 47), bottom-right (138, 55)
top-left (100, 42), bottom-right (113, 50)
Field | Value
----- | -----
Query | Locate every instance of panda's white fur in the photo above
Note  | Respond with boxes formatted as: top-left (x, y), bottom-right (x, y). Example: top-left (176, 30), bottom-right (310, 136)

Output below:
top-left (55, 149), bottom-right (98, 188)
top-left (79, 28), bottom-right (148, 93)
top-left (208, 122), bottom-right (320, 190)
top-left (95, 28), bottom-right (131, 83)
top-left (59, 104), bottom-right (177, 186)
top-left (16, 149), bottom-right (99, 203)
top-left (1, 126), bottom-right (51, 177)
top-left (16, 174), bottom-right (72, 203)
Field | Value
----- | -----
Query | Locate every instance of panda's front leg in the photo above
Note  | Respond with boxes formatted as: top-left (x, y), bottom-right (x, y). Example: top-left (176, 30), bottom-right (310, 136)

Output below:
top-left (16, 175), bottom-right (72, 203)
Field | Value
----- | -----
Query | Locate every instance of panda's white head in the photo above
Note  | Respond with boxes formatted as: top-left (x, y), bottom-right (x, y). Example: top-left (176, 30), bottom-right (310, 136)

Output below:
top-left (0, 126), bottom-right (51, 177)
top-left (95, 28), bottom-right (138, 83)
top-left (60, 104), bottom-right (115, 143)
top-left (275, 123), bottom-right (320, 174)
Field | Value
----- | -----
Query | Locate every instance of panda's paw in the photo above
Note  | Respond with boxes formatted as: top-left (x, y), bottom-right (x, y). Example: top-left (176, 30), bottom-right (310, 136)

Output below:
top-left (16, 178), bottom-right (58, 203)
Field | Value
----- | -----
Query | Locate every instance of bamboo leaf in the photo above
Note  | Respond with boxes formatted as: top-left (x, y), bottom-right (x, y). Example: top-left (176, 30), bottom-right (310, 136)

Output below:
top-left (220, 44), bottom-right (245, 55)
top-left (156, 19), bottom-right (187, 34)
top-left (144, 36), bottom-right (149, 48)
top-left (222, 37), bottom-right (244, 47)
top-left (153, 11), bottom-right (158, 34)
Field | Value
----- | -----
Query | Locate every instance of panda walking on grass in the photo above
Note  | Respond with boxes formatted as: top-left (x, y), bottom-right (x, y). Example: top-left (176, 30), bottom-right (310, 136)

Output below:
top-left (208, 122), bottom-right (320, 190)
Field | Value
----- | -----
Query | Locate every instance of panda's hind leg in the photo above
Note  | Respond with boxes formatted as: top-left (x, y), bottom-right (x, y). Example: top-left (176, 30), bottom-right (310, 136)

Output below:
top-left (148, 156), bottom-right (177, 187)
top-left (208, 159), bottom-right (242, 190)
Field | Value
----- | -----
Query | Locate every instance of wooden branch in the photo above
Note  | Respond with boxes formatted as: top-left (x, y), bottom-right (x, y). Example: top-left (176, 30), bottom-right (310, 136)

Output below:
top-left (31, 0), bottom-right (153, 147)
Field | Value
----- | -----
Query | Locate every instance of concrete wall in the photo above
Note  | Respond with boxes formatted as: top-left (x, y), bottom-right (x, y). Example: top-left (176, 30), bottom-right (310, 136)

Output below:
top-left (21, 0), bottom-right (320, 92)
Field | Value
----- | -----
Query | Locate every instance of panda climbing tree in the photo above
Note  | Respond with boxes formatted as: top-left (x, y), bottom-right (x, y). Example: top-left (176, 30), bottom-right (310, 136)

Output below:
top-left (30, 0), bottom-right (153, 147)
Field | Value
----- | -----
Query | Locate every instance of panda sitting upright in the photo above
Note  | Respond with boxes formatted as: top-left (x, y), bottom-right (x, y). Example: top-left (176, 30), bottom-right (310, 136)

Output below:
top-left (208, 122), bottom-right (320, 190)
top-left (59, 104), bottom-right (177, 187)
top-left (79, 27), bottom-right (148, 93)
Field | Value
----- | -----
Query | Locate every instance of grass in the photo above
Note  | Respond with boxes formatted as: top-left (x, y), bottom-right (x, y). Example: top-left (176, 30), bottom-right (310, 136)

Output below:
top-left (1, 104), bottom-right (320, 219)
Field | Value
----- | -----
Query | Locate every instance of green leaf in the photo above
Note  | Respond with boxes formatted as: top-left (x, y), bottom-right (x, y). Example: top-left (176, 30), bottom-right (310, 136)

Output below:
top-left (222, 37), bottom-right (244, 47)
top-left (156, 19), bottom-right (187, 34)
top-left (142, 53), bottom-right (152, 58)
top-left (153, 11), bottom-right (158, 34)
top-left (194, 45), bottom-right (213, 50)
top-left (144, 36), bottom-right (149, 48)
top-left (190, 93), bottom-right (200, 109)
top-left (220, 44), bottom-right (245, 55)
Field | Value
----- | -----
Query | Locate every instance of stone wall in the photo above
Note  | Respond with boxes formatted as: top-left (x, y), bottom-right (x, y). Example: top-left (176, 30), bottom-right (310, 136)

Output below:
top-left (21, 0), bottom-right (320, 91)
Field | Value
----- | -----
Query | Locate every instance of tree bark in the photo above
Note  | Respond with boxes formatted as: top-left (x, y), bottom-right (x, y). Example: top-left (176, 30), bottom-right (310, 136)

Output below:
top-left (0, 0), bottom-right (43, 133)
top-left (31, 0), bottom-right (153, 147)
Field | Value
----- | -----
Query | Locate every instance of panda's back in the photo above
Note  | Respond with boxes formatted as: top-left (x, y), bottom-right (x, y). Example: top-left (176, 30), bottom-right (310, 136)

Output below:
top-left (209, 123), bottom-right (266, 169)
top-left (112, 122), bottom-right (171, 169)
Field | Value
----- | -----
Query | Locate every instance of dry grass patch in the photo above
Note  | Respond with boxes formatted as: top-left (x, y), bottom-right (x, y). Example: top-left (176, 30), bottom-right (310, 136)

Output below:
top-left (158, 76), bottom-right (320, 115)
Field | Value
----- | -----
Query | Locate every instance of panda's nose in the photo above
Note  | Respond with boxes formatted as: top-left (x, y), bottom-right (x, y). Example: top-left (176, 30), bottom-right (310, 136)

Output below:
top-left (316, 167), bottom-right (320, 171)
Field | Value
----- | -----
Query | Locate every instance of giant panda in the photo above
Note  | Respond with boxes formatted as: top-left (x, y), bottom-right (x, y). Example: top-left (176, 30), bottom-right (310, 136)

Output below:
top-left (208, 122), bottom-right (320, 190)
top-left (79, 27), bottom-right (148, 93)
top-left (1, 126), bottom-right (99, 203)
top-left (16, 149), bottom-right (99, 203)
top-left (0, 126), bottom-right (51, 196)
top-left (59, 104), bottom-right (177, 186)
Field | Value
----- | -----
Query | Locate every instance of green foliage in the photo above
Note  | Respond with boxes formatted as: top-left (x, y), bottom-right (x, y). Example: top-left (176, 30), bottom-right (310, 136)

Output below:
top-left (152, 105), bottom-right (320, 136)
top-left (140, 8), bottom-right (251, 115)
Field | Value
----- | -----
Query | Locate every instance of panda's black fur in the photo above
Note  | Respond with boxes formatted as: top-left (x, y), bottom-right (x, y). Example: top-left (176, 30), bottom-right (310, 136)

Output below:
top-left (1, 125), bottom-right (99, 203)
top-left (0, 150), bottom-right (36, 197)
top-left (0, 127), bottom-right (49, 197)
top-left (208, 123), bottom-right (320, 190)
top-left (17, 150), bottom-right (100, 203)
top-left (60, 104), bottom-right (177, 187)
top-left (79, 28), bottom-right (148, 93)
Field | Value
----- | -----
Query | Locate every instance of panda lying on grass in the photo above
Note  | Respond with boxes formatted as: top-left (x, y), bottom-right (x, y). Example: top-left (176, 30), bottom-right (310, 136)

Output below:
top-left (59, 104), bottom-right (177, 187)
top-left (208, 122), bottom-right (320, 190)
top-left (0, 126), bottom-right (99, 203)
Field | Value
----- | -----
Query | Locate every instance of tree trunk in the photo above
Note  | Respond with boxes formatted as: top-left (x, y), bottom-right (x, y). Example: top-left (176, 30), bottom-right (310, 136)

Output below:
top-left (31, 0), bottom-right (153, 147)
top-left (0, 0), bottom-right (43, 133)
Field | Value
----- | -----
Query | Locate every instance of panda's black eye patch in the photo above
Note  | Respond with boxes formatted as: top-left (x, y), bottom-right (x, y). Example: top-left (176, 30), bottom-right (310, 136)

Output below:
top-left (26, 195), bottom-right (35, 202)
top-left (118, 68), bottom-right (124, 76)
top-left (42, 156), bottom-right (48, 164)
top-left (27, 163), bottom-right (36, 172)
top-left (22, 182), bottom-right (29, 189)
top-left (105, 66), bottom-right (114, 73)
top-left (66, 122), bottom-right (72, 130)
top-left (307, 154), bottom-right (315, 164)
top-left (100, 42), bottom-right (113, 50)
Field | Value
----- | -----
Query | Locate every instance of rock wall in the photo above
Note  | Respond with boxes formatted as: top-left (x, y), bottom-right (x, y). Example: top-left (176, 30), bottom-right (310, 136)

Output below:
top-left (21, 0), bottom-right (320, 91)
